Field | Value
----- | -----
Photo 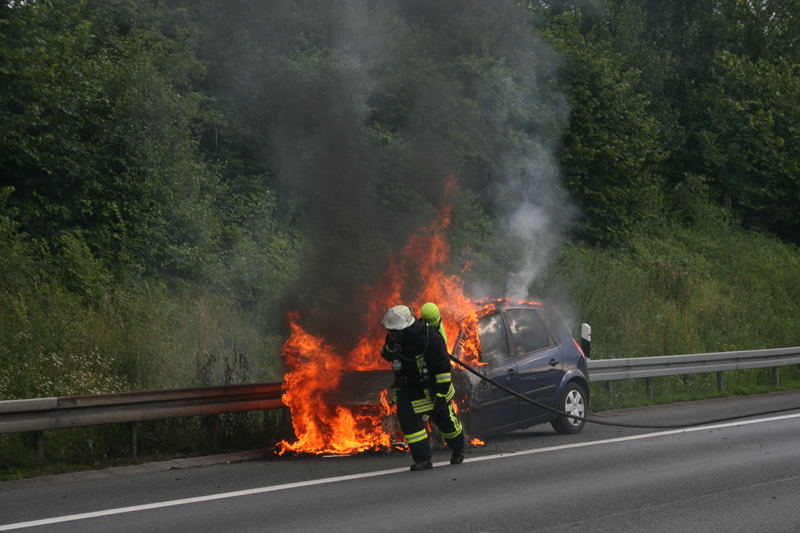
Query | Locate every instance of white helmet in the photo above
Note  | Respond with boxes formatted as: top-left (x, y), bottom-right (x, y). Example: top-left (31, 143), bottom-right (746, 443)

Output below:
top-left (381, 305), bottom-right (415, 330)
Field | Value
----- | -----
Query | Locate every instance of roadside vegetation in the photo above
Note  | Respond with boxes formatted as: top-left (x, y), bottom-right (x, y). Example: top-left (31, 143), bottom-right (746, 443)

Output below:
top-left (2, 0), bottom-right (799, 478)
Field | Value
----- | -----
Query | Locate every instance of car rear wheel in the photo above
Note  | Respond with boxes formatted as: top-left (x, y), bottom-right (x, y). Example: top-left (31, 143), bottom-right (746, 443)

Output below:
top-left (551, 382), bottom-right (587, 434)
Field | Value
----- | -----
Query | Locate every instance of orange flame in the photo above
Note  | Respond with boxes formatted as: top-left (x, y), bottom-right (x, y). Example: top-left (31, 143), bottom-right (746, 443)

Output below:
top-left (275, 315), bottom-right (392, 455)
top-left (470, 438), bottom-right (485, 446)
top-left (276, 178), bottom-right (482, 455)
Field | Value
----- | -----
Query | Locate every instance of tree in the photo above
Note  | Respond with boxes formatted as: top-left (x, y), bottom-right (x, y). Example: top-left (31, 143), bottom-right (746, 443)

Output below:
top-left (545, 10), bottom-right (667, 244)
top-left (691, 51), bottom-right (800, 240)
top-left (0, 0), bottom-right (220, 278)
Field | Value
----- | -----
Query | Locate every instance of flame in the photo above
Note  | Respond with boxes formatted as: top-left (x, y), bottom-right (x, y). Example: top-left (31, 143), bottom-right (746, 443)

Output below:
top-left (378, 388), bottom-right (392, 414)
top-left (276, 178), bottom-right (483, 455)
top-left (470, 438), bottom-right (485, 446)
top-left (275, 315), bottom-right (392, 455)
top-left (452, 303), bottom-right (497, 368)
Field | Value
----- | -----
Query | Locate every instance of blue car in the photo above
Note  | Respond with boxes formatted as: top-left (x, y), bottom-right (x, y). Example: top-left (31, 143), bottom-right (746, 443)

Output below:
top-left (332, 299), bottom-right (590, 441)
top-left (452, 299), bottom-right (590, 438)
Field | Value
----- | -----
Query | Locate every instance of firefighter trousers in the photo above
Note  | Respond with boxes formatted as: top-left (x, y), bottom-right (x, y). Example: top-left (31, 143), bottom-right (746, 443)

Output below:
top-left (396, 390), bottom-right (464, 463)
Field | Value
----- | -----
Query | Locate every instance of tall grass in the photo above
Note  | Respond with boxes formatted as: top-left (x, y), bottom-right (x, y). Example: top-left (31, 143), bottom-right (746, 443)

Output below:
top-left (0, 207), bottom-right (291, 478)
top-left (0, 280), bottom-right (285, 400)
top-left (0, 275), bottom-right (291, 480)
top-left (533, 219), bottom-right (800, 411)
top-left (540, 222), bottom-right (800, 359)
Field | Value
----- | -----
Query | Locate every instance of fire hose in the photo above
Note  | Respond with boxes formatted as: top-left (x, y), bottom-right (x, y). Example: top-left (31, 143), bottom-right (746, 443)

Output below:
top-left (448, 354), bottom-right (800, 429)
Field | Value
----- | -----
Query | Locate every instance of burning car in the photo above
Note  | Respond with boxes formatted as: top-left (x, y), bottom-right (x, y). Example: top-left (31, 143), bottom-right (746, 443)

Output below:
top-left (319, 298), bottom-right (590, 444)
top-left (452, 298), bottom-right (590, 438)
top-left (275, 180), bottom-right (589, 455)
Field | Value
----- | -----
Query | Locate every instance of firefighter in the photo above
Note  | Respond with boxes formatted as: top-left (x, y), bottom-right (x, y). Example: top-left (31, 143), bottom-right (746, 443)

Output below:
top-left (420, 301), bottom-right (447, 344)
top-left (380, 304), bottom-right (465, 471)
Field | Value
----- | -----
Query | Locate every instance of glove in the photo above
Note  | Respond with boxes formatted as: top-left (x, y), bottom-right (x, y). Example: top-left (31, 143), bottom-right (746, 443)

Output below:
top-left (380, 343), bottom-right (401, 362)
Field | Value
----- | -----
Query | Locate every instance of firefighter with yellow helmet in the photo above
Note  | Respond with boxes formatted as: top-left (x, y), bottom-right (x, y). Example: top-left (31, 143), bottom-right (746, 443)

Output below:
top-left (420, 301), bottom-right (446, 344)
top-left (380, 304), bottom-right (465, 471)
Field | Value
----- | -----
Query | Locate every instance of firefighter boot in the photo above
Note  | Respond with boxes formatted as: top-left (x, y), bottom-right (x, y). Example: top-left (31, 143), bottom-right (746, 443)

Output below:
top-left (448, 433), bottom-right (465, 465)
top-left (409, 439), bottom-right (432, 471)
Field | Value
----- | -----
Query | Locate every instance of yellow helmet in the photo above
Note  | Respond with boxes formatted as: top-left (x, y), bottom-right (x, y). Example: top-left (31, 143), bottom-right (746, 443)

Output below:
top-left (420, 302), bottom-right (441, 325)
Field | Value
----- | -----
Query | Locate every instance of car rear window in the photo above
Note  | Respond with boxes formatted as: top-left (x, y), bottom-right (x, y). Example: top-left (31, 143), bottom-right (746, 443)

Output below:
top-left (505, 308), bottom-right (553, 355)
top-left (478, 312), bottom-right (510, 364)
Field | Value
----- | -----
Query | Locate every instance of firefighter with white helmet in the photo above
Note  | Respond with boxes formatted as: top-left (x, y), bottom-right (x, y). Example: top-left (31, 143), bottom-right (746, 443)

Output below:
top-left (380, 304), bottom-right (465, 471)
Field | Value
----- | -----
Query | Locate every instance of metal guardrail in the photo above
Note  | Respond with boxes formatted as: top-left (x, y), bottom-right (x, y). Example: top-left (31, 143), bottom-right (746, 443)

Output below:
top-left (586, 346), bottom-right (800, 381)
top-left (0, 383), bottom-right (285, 433)
top-left (1, 347), bottom-right (799, 456)
top-left (587, 346), bottom-right (800, 400)
top-left (0, 383), bottom-right (285, 457)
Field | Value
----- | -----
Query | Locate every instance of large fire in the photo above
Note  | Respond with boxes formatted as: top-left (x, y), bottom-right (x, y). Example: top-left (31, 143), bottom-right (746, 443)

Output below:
top-left (276, 179), bottom-right (483, 455)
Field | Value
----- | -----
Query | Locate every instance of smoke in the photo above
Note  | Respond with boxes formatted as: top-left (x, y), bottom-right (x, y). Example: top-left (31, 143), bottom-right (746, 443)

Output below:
top-left (208, 1), bottom-right (576, 348)
top-left (442, 3), bottom-right (575, 302)
top-left (499, 144), bottom-right (576, 301)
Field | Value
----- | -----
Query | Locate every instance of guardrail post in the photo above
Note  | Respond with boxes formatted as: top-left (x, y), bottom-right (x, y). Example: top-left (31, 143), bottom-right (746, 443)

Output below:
top-left (606, 381), bottom-right (613, 395)
top-left (128, 422), bottom-right (139, 459)
top-left (32, 431), bottom-right (44, 459)
top-left (205, 415), bottom-right (220, 450)
top-left (716, 371), bottom-right (725, 391)
top-left (646, 378), bottom-right (654, 402)
top-left (772, 367), bottom-right (780, 387)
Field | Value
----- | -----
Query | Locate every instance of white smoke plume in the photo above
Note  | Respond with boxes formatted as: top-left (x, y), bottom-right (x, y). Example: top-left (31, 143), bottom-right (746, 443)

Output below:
top-left (501, 145), bottom-right (576, 301)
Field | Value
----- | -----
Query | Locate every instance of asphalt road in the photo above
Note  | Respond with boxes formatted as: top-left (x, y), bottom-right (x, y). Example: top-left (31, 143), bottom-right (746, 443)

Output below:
top-left (2, 390), bottom-right (800, 532)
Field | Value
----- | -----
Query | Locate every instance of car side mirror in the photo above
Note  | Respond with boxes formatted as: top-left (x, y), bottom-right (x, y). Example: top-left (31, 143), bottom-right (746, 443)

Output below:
top-left (580, 323), bottom-right (591, 359)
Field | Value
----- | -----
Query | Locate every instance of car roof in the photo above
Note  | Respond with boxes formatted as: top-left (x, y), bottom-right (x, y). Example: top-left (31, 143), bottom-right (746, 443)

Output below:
top-left (473, 297), bottom-right (545, 312)
top-left (471, 298), bottom-right (570, 338)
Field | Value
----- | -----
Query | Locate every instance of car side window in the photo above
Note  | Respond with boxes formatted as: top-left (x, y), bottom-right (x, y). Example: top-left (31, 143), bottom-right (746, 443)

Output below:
top-left (505, 309), bottom-right (553, 356)
top-left (478, 313), bottom-right (510, 365)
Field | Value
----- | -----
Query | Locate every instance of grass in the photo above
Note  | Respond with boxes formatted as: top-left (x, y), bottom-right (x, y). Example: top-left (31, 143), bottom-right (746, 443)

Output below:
top-left (531, 219), bottom-right (800, 412)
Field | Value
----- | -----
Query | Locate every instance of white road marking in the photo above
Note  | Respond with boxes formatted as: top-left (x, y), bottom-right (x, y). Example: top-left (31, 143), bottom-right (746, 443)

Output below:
top-left (2, 412), bottom-right (800, 531)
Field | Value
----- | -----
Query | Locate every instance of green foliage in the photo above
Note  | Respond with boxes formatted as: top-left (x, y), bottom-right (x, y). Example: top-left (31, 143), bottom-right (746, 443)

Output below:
top-left (544, 10), bottom-right (668, 244)
top-left (0, 0), bottom-right (302, 400)
top-left (0, 0), bottom-right (219, 278)
top-left (538, 1), bottom-right (800, 244)
top-left (690, 52), bottom-right (800, 240)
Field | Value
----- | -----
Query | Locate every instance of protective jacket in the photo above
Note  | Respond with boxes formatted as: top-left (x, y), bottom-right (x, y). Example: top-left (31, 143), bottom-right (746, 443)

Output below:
top-left (381, 318), bottom-right (463, 464)
top-left (380, 318), bottom-right (454, 411)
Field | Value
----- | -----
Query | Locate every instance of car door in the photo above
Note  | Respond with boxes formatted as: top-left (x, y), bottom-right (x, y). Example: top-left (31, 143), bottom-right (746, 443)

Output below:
top-left (503, 308), bottom-right (563, 424)
top-left (466, 311), bottom-right (519, 435)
